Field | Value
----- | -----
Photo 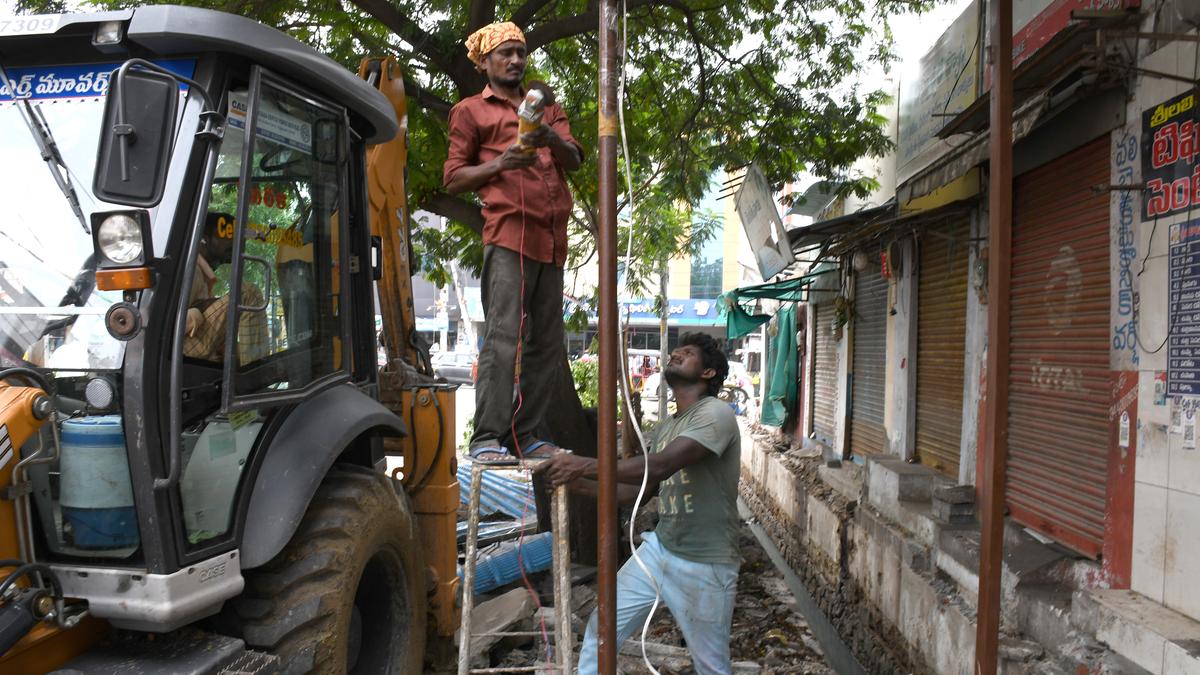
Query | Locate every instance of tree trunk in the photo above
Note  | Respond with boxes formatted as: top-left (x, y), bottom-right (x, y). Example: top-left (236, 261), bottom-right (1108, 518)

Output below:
top-left (532, 356), bottom-right (599, 564)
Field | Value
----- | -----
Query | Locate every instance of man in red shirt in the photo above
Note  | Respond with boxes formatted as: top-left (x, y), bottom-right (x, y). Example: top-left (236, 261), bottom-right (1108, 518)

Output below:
top-left (444, 21), bottom-right (583, 461)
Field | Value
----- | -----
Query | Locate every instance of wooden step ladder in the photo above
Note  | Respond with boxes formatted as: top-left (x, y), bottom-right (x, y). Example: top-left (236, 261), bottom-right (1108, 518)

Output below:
top-left (458, 458), bottom-right (573, 675)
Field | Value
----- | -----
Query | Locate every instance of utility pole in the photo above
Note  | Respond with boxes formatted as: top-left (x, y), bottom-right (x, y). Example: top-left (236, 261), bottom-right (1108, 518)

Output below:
top-left (659, 259), bottom-right (669, 421)
top-left (977, 0), bottom-right (1013, 671)
top-left (596, 0), bottom-right (620, 668)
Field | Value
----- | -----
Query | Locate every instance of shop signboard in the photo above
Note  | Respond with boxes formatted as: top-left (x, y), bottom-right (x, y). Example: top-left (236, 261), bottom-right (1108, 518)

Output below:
top-left (897, 0), bottom-right (979, 185)
top-left (563, 297), bottom-right (721, 327)
top-left (1142, 90), bottom-right (1199, 222)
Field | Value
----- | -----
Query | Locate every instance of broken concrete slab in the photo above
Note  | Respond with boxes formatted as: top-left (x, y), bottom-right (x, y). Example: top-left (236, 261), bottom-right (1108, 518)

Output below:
top-left (459, 587), bottom-right (537, 665)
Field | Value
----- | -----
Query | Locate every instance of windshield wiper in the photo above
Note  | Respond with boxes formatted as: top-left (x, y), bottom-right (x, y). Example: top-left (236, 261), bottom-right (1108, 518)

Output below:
top-left (0, 62), bottom-right (91, 235)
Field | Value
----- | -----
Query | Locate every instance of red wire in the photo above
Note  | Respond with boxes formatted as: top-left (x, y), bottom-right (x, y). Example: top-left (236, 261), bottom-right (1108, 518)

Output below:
top-left (511, 154), bottom-right (553, 665)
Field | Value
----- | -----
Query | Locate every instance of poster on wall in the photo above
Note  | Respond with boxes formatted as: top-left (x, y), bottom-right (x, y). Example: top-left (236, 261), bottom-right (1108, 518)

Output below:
top-left (1142, 90), bottom-right (1199, 221)
top-left (1168, 219), bottom-right (1200, 395)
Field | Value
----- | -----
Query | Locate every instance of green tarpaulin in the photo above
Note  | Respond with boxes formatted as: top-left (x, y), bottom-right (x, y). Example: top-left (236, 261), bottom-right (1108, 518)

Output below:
top-left (719, 264), bottom-right (837, 427)
top-left (718, 263), bottom-right (834, 339)
top-left (761, 304), bottom-right (796, 427)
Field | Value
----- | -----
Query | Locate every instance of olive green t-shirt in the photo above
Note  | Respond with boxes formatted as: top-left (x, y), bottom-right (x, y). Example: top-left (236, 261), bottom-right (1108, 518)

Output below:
top-left (651, 396), bottom-right (741, 564)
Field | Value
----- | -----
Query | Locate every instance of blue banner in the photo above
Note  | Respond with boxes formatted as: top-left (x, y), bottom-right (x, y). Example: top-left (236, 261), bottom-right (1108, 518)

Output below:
top-left (563, 297), bottom-right (722, 326)
top-left (1, 59), bottom-right (196, 102)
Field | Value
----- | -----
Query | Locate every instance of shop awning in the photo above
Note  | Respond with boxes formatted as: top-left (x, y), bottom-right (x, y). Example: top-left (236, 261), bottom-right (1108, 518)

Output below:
top-left (719, 264), bottom-right (837, 339)
top-left (787, 201), bottom-right (896, 253)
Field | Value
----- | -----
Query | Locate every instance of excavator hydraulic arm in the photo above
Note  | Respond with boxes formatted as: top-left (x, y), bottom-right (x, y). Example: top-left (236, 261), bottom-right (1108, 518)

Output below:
top-left (358, 57), bottom-right (461, 645)
top-left (358, 57), bottom-right (424, 373)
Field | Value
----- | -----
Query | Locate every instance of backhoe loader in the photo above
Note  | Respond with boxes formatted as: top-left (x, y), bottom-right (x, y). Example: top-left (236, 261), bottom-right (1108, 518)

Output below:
top-left (0, 5), bottom-right (458, 672)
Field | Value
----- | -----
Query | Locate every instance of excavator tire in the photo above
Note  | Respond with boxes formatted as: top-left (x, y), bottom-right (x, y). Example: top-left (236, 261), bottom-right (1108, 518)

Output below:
top-left (226, 464), bottom-right (426, 674)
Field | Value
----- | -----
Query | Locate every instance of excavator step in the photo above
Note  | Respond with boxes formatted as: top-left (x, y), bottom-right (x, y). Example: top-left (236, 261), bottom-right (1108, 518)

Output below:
top-left (49, 628), bottom-right (280, 674)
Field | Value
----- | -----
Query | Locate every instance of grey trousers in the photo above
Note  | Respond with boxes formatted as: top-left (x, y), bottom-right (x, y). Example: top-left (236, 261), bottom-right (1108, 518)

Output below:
top-left (470, 245), bottom-right (566, 453)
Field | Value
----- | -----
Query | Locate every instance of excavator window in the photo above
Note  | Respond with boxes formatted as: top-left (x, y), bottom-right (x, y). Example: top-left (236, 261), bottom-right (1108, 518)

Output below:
top-left (176, 78), bottom-right (350, 549)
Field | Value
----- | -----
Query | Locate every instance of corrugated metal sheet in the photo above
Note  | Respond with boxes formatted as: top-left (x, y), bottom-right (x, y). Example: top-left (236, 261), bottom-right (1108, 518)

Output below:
top-left (851, 257), bottom-right (888, 457)
top-left (813, 301), bottom-right (839, 444)
top-left (916, 224), bottom-right (970, 478)
top-left (1007, 136), bottom-right (1111, 559)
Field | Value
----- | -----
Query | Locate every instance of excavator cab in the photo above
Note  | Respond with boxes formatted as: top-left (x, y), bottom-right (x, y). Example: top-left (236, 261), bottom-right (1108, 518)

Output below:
top-left (0, 6), bottom-right (455, 673)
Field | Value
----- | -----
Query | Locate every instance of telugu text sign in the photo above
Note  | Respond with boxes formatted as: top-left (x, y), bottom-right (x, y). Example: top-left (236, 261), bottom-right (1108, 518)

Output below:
top-left (1167, 219), bottom-right (1200, 395)
top-left (1142, 90), bottom-right (1200, 222)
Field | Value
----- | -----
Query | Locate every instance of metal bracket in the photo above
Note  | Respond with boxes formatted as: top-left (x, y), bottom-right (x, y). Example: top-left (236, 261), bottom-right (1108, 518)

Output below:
top-left (2, 481), bottom-right (32, 501)
top-left (1092, 182), bottom-right (1147, 193)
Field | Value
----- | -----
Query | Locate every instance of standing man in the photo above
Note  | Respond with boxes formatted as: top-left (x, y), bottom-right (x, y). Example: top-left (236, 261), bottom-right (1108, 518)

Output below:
top-left (443, 21), bottom-right (584, 461)
top-left (536, 333), bottom-right (741, 675)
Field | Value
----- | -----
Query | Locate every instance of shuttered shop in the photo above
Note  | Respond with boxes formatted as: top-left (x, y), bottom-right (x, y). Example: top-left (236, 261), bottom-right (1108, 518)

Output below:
top-left (1007, 136), bottom-right (1111, 558)
top-left (850, 259), bottom-right (887, 457)
top-left (812, 301), bottom-right (839, 445)
top-left (916, 224), bottom-right (970, 478)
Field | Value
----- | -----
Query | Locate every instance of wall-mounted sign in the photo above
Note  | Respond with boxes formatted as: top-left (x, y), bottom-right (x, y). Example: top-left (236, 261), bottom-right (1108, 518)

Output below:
top-left (897, 0), bottom-right (979, 184)
top-left (1142, 90), bottom-right (1199, 222)
top-left (1167, 219), bottom-right (1200, 395)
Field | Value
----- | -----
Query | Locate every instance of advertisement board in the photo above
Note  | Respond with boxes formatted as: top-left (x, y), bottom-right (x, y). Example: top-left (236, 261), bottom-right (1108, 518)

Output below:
top-left (734, 165), bottom-right (793, 280)
top-left (897, 0), bottom-right (979, 185)
top-left (1142, 90), bottom-right (1199, 222)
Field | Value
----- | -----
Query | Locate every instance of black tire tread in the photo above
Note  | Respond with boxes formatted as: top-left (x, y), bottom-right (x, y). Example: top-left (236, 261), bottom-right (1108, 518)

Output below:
top-left (225, 464), bottom-right (424, 674)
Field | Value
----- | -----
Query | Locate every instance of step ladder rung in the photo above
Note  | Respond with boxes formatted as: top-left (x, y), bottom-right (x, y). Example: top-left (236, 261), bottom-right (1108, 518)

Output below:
top-left (459, 461), bottom-right (573, 675)
top-left (473, 630), bottom-right (554, 638)
top-left (469, 666), bottom-right (564, 673)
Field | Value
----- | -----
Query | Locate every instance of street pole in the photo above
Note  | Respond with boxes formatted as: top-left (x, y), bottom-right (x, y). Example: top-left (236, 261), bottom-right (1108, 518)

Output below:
top-left (659, 260), bottom-right (670, 421)
top-left (977, 0), bottom-right (1013, 671)
top-left (597, 0), bottom-right (620, 668)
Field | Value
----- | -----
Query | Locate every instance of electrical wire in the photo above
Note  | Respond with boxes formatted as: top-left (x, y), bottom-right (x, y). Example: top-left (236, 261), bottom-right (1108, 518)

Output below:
top-left (614, 2), bottom-right (663, 672)
top-left (511, 168), bottom-right (553, 667)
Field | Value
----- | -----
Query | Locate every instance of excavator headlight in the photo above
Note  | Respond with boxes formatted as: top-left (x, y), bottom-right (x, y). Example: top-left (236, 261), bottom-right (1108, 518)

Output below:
top-left (97, 213), bottom-right (142, 264)
top-left (92, 210), bottom-right (154, 291)
top-left (94, 211), bottom-right (152, 266)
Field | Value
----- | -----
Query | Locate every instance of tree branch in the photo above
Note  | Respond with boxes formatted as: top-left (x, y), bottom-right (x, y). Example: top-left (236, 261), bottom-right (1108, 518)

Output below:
top-left (511, 0), bottom-right (558, 27)
top-left (420, 193), bottom-right (486, 235)
top-left (346, 0), bottom-right (457, 75)
top-left (467, 0), bottom-right (496, 33)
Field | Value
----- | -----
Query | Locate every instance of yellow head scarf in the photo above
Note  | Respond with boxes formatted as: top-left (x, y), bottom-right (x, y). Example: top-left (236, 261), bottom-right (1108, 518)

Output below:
top-left (465, 21), bottom-right (526, 67)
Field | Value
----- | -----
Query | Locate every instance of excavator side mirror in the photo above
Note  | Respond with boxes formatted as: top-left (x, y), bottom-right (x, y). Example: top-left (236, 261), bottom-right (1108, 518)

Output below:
top-left (94, 65), bottom-right (178, 208)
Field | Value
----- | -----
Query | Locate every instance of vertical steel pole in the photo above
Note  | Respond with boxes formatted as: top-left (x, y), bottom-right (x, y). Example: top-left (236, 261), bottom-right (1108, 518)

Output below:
top-left (597, 0), bottom-right (620, 669)
top-left (977, 0), bottom-right (1013, 672)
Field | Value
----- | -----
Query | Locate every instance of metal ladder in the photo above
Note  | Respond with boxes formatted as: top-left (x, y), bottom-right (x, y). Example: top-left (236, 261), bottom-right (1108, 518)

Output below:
top-left (458, 458), bottom-right (573, 675)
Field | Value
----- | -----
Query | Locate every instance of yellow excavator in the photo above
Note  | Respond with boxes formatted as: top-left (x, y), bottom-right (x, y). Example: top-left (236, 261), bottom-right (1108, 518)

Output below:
top-left (0, 5), bottom-right (458, 673)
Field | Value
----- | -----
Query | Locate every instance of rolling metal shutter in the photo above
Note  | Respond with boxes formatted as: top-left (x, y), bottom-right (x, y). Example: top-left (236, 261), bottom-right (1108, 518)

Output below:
top-left (850, 257), bottom-right (888, 456)
top-left (916, 225), bottom-right (970, 478)
top-left (1007, 136), bottom-right (1111, 558)
top-left (812, 301), bottom-right (839, 444)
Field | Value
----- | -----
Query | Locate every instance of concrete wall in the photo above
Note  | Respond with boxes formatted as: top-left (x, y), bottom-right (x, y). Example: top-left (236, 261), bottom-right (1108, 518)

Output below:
top-left (739, 432), bottom-right (1200, 675)
top-left (885, 238), bottom-right (919, 460)
top-left (1127, 28), bottom-right (1200, 625)
top-left (959, 208), bottom-right (988, 486)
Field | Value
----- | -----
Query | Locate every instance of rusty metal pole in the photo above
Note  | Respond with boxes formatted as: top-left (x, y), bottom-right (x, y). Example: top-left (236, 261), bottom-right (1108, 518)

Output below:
top-left (597, 0), bottom-right (620, 669)
top-left (976, 0), bottom-right (1013, 672)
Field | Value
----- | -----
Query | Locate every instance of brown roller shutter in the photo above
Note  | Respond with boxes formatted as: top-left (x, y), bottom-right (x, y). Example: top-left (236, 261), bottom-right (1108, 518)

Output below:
top-left (1007, 136), bottom-right (1111, 558)
top-left (813, 301), bottom-right (839, 445)
top-left (916, 225), bottom-right (970, 478)
top-left (851, 258), bottom-right (888, 456)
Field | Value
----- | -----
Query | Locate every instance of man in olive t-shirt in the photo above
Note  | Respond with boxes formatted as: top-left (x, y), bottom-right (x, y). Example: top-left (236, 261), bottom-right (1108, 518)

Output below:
top-left (536, 332), bottom-right (741, 675)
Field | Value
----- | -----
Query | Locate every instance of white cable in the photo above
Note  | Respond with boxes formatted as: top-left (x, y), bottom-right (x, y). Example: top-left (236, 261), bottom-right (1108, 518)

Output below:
top-left (614, 1), bottom-right (662, 672)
